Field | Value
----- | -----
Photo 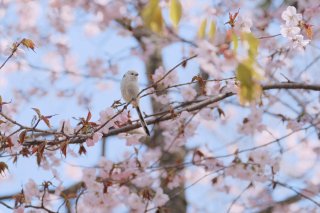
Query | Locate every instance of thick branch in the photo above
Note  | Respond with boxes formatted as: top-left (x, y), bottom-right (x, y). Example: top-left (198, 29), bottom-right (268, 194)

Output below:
top-left (104, 82), bottom-right (320, 137)
top-left (18, 82), bottom-right (320, 146)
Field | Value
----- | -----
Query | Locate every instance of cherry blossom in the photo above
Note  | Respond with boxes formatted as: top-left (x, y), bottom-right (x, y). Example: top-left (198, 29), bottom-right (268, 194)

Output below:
top-left (153, 188), bottom-right (169, 207)
top-left (237, 15), bottom-right (253, 33)
top-left (280, 25), bottom-right (301, 38)
top-left (290, 35), bottom-right (310, 51)
top-left (86, 132), bottom-right (103, 147)
top-left (24, 179), bottom-right (40, 202)
top-left (281, 6), bottom-right (302, 26)
top-left (280, 6), bottom-right (310, 51)
top-left (181, 85), bottom-right (197, 101)
top-left (127, 193), bottom-right (145, 211)
top-left (0, 1), bottom-right (320, 213)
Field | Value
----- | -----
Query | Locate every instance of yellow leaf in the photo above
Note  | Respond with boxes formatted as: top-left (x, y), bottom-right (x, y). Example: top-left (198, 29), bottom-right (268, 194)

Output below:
top-left (21, 38), bottom-right (35, 51)
top-left (169, 0), bottom-right (182, 28)
top-left (198, 18), bottom-right (207, 39)
top-left (236, 62), bottom-right (262, 105)
top-left (142, 0), bottom-right (164, 33)
top-left (242, 33), bottom-right (259, 63)
top-left (208, 21), bottom-right (216, 41)
top-left (231, 31), bottom-right (238, 53)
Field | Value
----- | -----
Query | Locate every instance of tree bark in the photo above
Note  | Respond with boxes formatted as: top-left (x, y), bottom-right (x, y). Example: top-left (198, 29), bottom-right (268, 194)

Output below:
top-left (146, 49), bottom-right (187, 213)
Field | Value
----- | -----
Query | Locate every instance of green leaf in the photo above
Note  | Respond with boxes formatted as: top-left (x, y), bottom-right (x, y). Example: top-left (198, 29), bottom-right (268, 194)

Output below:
top-left (198, 18), bottom-right (207, 39)
top-left (236, 62), bottom-right (262, 105)
top-left (208, 21), bottom-right (216, 41)
top-left (242, 32), bottom-right (259, 63)
top-left (142, 0), bottom-right (164, 33)
top-left (169, 0), bottom-right (182, 28)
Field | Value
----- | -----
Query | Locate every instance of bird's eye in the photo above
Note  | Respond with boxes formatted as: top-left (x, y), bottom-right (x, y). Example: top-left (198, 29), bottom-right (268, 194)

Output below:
top-left (131, 73), bottom-right (134, 75)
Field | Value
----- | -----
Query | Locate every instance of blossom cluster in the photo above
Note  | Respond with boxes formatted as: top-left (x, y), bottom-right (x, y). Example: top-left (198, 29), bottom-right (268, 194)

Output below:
top-left (280, 6), bottom-right (310, 51)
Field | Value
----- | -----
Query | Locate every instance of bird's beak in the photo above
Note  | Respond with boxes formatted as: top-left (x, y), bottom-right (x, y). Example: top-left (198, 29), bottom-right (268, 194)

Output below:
top-left (135, 73), bottom-right (139, 76)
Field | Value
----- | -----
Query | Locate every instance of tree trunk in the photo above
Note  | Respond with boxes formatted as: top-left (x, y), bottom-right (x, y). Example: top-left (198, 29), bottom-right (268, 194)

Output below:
top-left (146, 49), bottom-right (187, 213)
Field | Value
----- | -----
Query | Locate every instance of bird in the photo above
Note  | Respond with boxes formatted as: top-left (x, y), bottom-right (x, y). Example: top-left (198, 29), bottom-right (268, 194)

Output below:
top-left (120, 70), bottom-right (150, 136)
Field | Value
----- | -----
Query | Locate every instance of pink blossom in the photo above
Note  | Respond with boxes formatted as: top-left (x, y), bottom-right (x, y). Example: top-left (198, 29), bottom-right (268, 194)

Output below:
top-left (286, 120), bottom-right (302, 131)
top-left (58, 120), bottom-right (74, 135)
top-left (98, 157), bottom-right (113, 177)
top-left (13, 206), bottom-right (24, 213)
top-left (24, 179), bottom-right (40, 202)
top-left (280, 25), bottom-right (301, 38)
top-left (132, 173), bottom-right (153, 188)
top-left (152, 66), bottom-right (178, 87)
top-left (82, 168), bottom-right (96, 185)
top-left (167, 174), bottom-right (183, 190)
top-left (152, 93), bottom-right (171, 104)
top-left (203, 157), bottom-right (223, 171)
top-left (84, 22), bottom-right (101, 37)
top-left (86, 132), bottom-right (103, 147)
top-left (249, 150), bottom-right (276, 166)
top-left (290, 35), bottom-right (310, 51)
top-left (199, 108), bottom-right (213, 120)
top-left (281, 6), bottom-right (302, 26)
top-left (98, 107), bottom-right (116, 133)
top-left (153, 188), bottom-right (169, 207)
top-left (237, 15), bottom-right (252, 33)
top-left (121, 133), bottom-right (144, 146)
top-left (127, 193), bottom-right (145, 211)
top-left (181, 86), bottom-right (197, 101)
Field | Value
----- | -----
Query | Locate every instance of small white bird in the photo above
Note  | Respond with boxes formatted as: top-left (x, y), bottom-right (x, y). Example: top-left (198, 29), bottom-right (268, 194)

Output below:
top-left (121, 70), bottom-right (150, 136)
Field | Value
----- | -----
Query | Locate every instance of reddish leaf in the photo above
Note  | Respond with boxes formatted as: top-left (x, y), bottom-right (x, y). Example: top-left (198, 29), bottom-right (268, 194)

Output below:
top-left (20, 147), bottom-right (30, 157)
top-left (18, 130), bottom-right (27, 144)
top-left (191, 75), bottom-right (206, 95)
top-left (191, 76), bottom-right (197, 82)
top-left (13, 190), bottom-right (25, 206)
top-left (103, 181), bottom-right (112, 193)
top-left (60, 121), bottom-right (65, 133)
top-left (42, 181), bottom-right (52, 190)
top-left (111, 99), bottom-right (122, 108)
top-left (217, 108), bottom-right (225, 118)
top-left (86, 111), bottom-right (92, 122)
top-left (32, 108), bottom-right (41, 118)
top-left (60, 140), bottom-right (69, 157)
top-left (302, 23), bottom-right (313, 39)
top-left (182, 59), bottom-right (187, 68)
top-left (192, 149), bottom-right (205, 165)
top-left (211, 177), bottom-right (218, 184)
top-left (21, 38), bottom-right (36, 51)
top-left (12, 155), bottom-right (18, 164)
top-left (79, 145), bottom-right (86, 155)
top-left (141, 188), bottom-right (154, 201)
top-left (225, 9), bottom-right (240, 27)
top-left (0, 162), bottom-right (8, 175)
top-left (88, 122), bottom-right (98, 127)
top-left (37, 141), bottom-right (47, 166)
top-left (41, 115), bottom-right (51, 128)
top-left (31, 146), bottom-right (38, 154)
top-left (6, 137), bottom-right (14, 148)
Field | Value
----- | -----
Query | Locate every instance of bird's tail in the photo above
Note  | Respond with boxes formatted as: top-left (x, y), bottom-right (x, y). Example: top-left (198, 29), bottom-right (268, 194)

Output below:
top-left (136, 106), bottom-right (150, 136)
